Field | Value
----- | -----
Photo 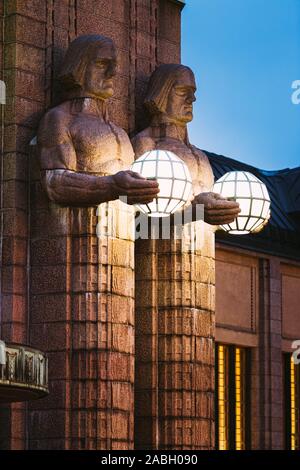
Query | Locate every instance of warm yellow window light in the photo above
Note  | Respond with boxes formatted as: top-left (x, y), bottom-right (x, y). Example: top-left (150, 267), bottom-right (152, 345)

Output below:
top-left (130, 150), bottom-right (192, 217)
top-left (213, 171), bottom-right (271, 235)
top-left (290, 357), bottom-right (297, 451)
top-left (235, 347), bottom-right (244, 450)
top-left (218, 345), bottom-right (228, 450)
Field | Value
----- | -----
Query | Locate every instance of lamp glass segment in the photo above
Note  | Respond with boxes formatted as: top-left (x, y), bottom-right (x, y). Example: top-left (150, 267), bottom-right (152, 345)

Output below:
top-left (130, 150), bottom-right (192, 217)
top-left (213, 171), bottom-right (271, 234)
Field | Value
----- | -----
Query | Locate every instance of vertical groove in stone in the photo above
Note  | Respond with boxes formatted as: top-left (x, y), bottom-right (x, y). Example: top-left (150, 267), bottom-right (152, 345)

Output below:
top-left (45, 0), bottom-right (54, 108)
top-left (0, 1), bottom-right (8, 447)
top-left (0, 1), bottom-right (5, 342)
top-left (257, 258), bottom-right (283, 449)
top-left (68, 0), bottom-right (77, 43)
top-left (150, 0), bottom-right (158, 71)
top-left (258, 258), bottom-right (269, 448)
top-left (128, 0), bottom-right (137, 135)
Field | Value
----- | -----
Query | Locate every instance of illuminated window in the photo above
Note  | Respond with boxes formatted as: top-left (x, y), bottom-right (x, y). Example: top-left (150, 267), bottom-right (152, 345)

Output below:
top-left (217, 345), bottom-right (228, 449)
top-left (284, 354), bottom-right (300, 450)
top-left (215, 344), bottom-right (251, 450)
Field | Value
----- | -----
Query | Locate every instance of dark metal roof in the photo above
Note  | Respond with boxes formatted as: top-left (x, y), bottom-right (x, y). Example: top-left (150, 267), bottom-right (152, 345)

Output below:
top-left (170, 0), bottom-right (186, 7)
top-left (204, 150), bottom-right (300, 261)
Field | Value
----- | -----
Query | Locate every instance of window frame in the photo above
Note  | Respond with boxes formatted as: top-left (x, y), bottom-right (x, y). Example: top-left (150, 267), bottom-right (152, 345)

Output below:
top-left (215, 343), bottom-right (251, 450)
top-left (284, 353), bottom-right (300, 450)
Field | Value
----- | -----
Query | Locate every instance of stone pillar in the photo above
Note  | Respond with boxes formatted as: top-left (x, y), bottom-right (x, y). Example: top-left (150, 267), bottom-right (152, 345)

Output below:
top-left (29, 191), bottom-right (135, 449)
top-left (253, 258), bottom-right (283, 449)
top-left (135, 223), bottom-right (216, 450)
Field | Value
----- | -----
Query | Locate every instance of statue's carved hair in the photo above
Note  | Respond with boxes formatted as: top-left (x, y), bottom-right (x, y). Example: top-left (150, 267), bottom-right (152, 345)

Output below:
top-left (59, 34), bottom-right (115, 91)
top-left (144, 64), bottom-right (194, 115)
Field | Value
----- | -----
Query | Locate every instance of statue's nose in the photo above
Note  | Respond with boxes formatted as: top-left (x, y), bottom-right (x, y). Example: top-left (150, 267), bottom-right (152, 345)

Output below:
top-left (186, 92), bottom-right (196, 104)
top-left (106, 62), bottom-right (116, 78)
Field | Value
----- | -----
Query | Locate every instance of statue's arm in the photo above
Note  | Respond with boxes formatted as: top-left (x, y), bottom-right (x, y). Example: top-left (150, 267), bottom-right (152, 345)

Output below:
top-left (41, 168), bottom-right (117, 206)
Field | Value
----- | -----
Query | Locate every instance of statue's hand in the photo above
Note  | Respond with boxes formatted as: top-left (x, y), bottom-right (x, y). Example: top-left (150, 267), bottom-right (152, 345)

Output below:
top-left (111, 170), bottom-right (160, 205)
top-left (192, 192), bottom-right (241, 226)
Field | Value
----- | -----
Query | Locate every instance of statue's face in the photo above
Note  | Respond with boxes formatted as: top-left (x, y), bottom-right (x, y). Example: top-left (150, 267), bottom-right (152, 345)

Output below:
top-left (165, 69), bottom-right (196, 124)
top-left (84, 42), bottom-right (117, 99)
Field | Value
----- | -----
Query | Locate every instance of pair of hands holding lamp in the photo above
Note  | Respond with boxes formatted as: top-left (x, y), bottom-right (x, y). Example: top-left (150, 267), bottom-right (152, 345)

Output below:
top-left (107, 170), bottom-right (240, 227)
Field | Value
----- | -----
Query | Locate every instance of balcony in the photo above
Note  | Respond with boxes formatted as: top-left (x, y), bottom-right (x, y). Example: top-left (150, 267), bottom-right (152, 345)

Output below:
top-left (0, 342), bottom-right (49, 402)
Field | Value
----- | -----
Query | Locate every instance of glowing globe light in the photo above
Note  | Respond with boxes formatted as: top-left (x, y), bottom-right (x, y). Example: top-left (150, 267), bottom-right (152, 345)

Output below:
top-left (212, 171), bottom-right (271, 235)
top-left (130, 150), bottom-right (192, 217)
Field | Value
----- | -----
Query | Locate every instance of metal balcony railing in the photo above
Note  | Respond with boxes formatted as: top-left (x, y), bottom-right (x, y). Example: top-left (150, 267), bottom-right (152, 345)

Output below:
top-left (0, 341), bottom-right (49, 402)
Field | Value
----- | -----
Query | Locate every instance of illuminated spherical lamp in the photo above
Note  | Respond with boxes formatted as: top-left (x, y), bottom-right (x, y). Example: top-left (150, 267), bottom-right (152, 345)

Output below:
top-left (130, 150), bottom-right (192, 217)
top-left (212, 171), bottom-right (271, 235)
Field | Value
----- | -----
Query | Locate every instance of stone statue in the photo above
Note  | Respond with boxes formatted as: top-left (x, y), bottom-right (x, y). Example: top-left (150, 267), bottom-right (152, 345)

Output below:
top-left (132, 64), bottom-right (240, 450)
top-left (35, 34), bottom-right (161, 450)
top-left (132, 63), bottom-right (240, 225)
top-left (38, 34), bottom-right (159, 207)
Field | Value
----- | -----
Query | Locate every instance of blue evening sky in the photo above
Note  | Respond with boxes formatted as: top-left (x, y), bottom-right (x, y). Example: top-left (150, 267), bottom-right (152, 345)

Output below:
top-left (181, 0), bottom-right (300, 171)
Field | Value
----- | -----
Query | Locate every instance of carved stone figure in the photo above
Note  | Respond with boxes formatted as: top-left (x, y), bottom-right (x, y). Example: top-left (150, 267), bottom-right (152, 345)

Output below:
top-left (132, 63), bottom-right (240, 225)
top-left (38, 34), bottom-right (159, 207)
top-left (35, 34), bottom-right (160, 450)
top-left (132, 64), bottom-right (240, 450)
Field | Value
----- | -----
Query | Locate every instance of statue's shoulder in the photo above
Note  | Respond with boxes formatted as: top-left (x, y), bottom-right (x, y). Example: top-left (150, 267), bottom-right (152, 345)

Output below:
top-left (131, 127), bottom-right (156, 158)
top-left (41, 102), bottom-right (70, 124)
top-left (38, 102), bottom-right (71, 143)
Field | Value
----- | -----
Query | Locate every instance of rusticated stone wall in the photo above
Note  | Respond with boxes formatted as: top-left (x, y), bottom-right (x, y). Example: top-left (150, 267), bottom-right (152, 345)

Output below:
top-left (215, 245), bottom-right (300, 450)
top-left (135, 220), bottom-right (215, 450)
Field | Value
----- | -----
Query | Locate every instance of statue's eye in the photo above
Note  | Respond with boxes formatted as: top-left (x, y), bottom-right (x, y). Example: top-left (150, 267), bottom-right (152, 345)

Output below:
top-left (94, 60), bottom-right (107, 69)
top-left (174, 87), bottom-right (187, 96)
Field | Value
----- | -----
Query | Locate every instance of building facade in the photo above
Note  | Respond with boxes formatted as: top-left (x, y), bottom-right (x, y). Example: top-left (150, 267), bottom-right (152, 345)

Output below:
top-left (210, 153), bottom-right (300, 450)
top-left (0, 0), bottom-right (299, 450)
